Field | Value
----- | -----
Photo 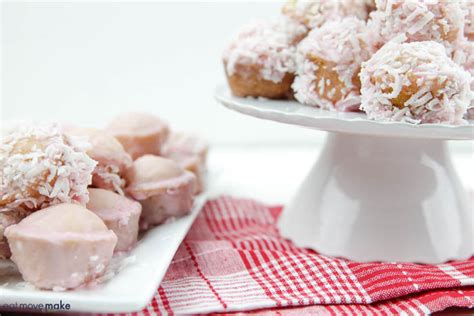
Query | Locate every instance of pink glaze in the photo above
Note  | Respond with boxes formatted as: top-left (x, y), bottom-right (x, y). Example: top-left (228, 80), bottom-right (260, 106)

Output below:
top-left (0, 211), bottom-right (24, 259)
top-left (87, 188), bottom-right (141, 252)
top-left (106, 113), bottom-right (169, 160)
top-left (162, 133), bottom-right (208, 193)
top-left (5, 203), bottom-right (117, 290)
top-left (125, 155), bottom-right (196, 230)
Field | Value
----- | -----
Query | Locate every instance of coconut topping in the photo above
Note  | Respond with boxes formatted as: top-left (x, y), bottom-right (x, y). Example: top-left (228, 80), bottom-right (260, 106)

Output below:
top-left (452, 39), bottom-right (474, 116)
top-left (0, 122), bottom-right (97, 212)
top-left (360, 40), bottom-right (472, 124)
top-left (461, 0), bottom-right (474, 39)
top-left (275, 15), bottom-right (309, 45)
top-left (66, 127), bottom-right (132, 195)
top-left (93, 164), bottom-right (126, 196)
top-left (282, 0), bottom-right (371, 29)
top-left (370, 0), bottom-right (466, 53)
top-left (293, 17), bottom-right (375, 111)
top-left (223, 20), bottom-right (297, 83)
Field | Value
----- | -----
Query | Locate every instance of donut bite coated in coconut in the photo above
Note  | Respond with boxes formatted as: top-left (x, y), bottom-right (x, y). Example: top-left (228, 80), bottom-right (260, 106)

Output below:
top-left (106, 112), bottom-right (170, 160)
top-left (0, 123), bottom-right (96, 213)
top-left (293, 17), bottom-right (375, 111)
top-left (66, 128), bottom-right (132, 195)
top-left (360, 40), bottom-right (472, 124)
top-left (5, 203), bottom-right (117, 290)
top-left (463, 0), bottom-right (474, 40)
top-left (223, 20), bottom-right (297, 99)
top-left (368, 0), bottom-right (466, 52)
top-left (452, 39), bottom-right (474, 118)
top-left (87, 188), bottom-right (141, 252)
top-left (282, 0), bottom-right (372, 29)
top-left (125, 155), bottom-right (196, 230)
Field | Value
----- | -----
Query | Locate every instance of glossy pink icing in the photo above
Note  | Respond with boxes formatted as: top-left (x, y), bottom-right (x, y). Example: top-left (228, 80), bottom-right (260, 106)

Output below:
top-left (162, 133), bottom-right (208, 193)
top-left (87, 188), bottom-right (141, 252)
top-left (125, 155), bottom-right (196, 230)
top-left (106, 113), bottom-right (169, 160)
top-left (5, 203), bottom-right (117, 290)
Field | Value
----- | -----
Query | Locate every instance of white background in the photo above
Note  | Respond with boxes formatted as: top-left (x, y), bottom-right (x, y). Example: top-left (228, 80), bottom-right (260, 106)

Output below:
top-left (2, 1), bottom-right (328, 145)
top-left (2, 1), bottom-right (473, 198)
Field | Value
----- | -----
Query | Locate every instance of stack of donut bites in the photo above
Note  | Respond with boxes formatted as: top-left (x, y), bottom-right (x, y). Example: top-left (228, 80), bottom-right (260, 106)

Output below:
top-left (223, 0), bottom-right (474, 125)
top-left (0, 113), bottom-right (207, 290)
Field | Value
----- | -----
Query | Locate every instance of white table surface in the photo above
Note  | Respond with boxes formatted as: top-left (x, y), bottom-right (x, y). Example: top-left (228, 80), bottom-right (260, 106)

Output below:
top-left (207, 143), bottom-right (474, 205)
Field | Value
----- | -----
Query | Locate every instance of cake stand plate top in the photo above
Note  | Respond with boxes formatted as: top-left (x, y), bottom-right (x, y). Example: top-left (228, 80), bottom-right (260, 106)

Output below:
top-left (215, 85), bottom-right (474, 141)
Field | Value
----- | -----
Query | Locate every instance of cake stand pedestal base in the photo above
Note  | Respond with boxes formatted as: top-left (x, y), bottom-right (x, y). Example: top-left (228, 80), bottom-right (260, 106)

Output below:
top-left (277, 133), bottom-right (473, 263)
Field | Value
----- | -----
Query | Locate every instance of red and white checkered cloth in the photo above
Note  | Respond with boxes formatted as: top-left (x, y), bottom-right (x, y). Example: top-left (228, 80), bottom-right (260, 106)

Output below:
top-left (118, 196), bottom-right (474, 315)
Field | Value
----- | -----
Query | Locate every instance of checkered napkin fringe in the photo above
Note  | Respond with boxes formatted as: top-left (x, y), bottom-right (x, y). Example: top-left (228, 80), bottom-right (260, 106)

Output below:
top-left (121, 196), bottom-right (474, 315)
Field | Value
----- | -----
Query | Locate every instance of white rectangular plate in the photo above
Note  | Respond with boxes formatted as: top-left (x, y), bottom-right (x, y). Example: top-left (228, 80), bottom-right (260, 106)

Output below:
top-left (0, 194), bottom-right (207, 313)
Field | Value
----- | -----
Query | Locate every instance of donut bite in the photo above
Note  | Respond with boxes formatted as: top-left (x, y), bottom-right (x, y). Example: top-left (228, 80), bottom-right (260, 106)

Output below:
top-left (223, 20), bottom-right (298, 99)
top-left (66, 127), bottom-right (132, 195)
top-left (5, 203), bottom-right (117, 290)
top-left (106, 112), bottom-right (169, 160)
top-left (360, 40), bottom-right (472, 124)
top-left (282, 0), bottom-right (372, 29)
top-left (368, 0), bottom-right (466, 52)
top-left (125, 155), bottom-right (196, 230)
top-left (87, 188), bottom-right (141, 252)
top-left (293, 17), bottom-right (375, 111)
top-left (162, 133), bottom-right (208, 194)
top-left (0, 123), bottom-right (96, 213)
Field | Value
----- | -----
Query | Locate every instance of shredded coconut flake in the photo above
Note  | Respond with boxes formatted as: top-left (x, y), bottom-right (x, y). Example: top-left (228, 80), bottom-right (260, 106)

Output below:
top-left (93, 164), bottom-right (125, 195)
top-left (293, 17), bottom-right (375, 111)
top-left (0, 122), bottom-right (97, 212)
top-left (223, 20), bottom-right (297, 83)
top-left (360, 40), bottom-right (472, 124)
top-left (282, 0), bottom-right (371, 29)
top-left (369, 0), bottom-right (465, 54)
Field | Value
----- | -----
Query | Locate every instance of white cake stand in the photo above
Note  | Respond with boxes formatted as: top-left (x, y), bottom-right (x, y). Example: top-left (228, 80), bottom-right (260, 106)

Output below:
top-left (216, 85), bottom-right (474, 264)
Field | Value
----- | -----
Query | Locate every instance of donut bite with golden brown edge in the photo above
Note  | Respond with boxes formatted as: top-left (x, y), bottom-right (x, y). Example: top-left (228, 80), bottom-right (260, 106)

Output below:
top-left (293, 17), bottom-right (375, 111)
top-left (223, 21), bottom-right (298, 99)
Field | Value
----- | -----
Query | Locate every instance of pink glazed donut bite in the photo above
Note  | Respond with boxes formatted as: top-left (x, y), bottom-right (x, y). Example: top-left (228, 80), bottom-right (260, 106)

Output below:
top-left (5, 203), bottom-right (117, 290)
top-left (161, 133), bottom-right (208, 194)
top-left (106, 112), bottom-right (170, 160)
top-left (125, 155), bottom-right (196, 230)
top-left (87, 188), bottom-right (141, 252)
